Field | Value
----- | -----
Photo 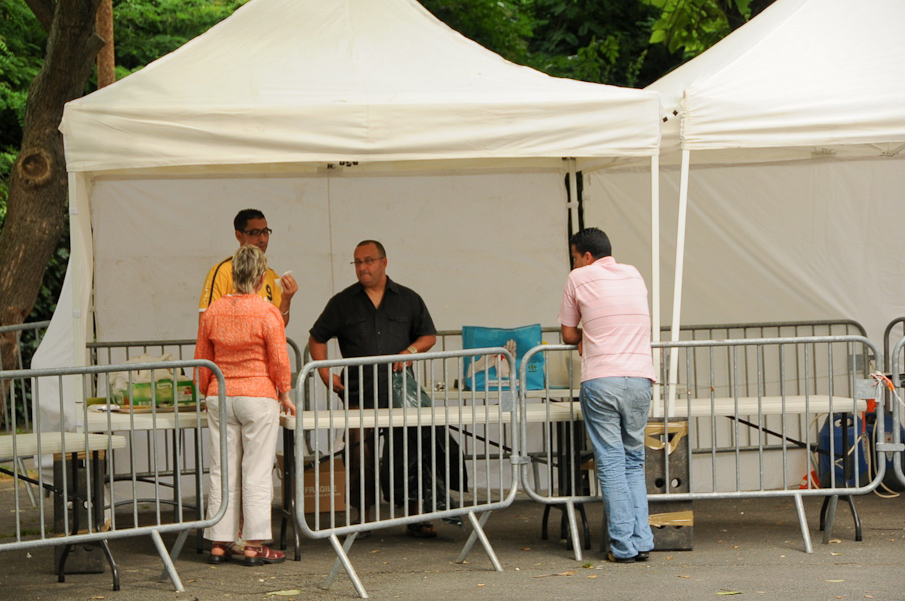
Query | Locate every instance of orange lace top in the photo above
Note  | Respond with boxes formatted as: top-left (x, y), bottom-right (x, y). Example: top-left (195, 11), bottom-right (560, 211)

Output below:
top-left (195, 294), bottom-right (291, 399)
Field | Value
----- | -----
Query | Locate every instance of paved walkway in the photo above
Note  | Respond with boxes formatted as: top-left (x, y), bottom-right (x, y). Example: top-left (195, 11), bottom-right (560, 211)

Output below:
top-left (2, 477), bottom-right (904, 600)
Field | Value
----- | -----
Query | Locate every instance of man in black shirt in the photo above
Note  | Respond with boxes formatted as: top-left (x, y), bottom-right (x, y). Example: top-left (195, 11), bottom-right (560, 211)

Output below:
top-left (309, 240), bottom-right (438, 536)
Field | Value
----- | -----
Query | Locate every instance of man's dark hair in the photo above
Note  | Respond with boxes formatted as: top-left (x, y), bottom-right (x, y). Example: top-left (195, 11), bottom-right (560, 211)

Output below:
top-left (356, 239), bottom-right (387, 258)
top-left (570, 227), bottom-right (612, 260)
top-left (234, 208), bottom-right (266, 232)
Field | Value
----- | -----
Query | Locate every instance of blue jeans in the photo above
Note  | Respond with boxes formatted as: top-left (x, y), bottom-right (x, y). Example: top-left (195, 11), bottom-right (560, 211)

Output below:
top-left (580, 376), bottom-right (654, 559)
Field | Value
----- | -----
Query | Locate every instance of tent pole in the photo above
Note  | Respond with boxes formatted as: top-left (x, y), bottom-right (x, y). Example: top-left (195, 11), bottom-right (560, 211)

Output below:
top-left (667, 150), bottom-right (691, 413)
top-left (68, 173), bottom-right (88, 371)
top-left (567, 159), bottom-right (579, 236)
top-left (650, 155), bottom-right (661, 416)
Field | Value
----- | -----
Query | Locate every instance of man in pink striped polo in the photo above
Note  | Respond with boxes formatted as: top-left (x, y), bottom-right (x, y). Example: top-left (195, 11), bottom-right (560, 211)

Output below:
top-left (558, 227), bottom-right (656, 564)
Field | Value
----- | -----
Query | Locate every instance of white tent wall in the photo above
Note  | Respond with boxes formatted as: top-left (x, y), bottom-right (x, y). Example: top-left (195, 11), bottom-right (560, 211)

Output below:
top-left (90, 170), bottom-right (570, 344)
top-left (639, 0), bottom-right (905, 353)
top-left (585, 155), bottom-right (905, 342)
top-left (587, 154), bottom-right (905, 491)
top-left (30, 174), bottom-right (95, 433)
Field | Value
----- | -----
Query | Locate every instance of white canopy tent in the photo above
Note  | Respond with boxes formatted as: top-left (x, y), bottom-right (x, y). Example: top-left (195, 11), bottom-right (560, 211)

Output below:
top-left (34, 0), bottom-right (662, 430)
top-left (584, 0), bottom-right (905, 398)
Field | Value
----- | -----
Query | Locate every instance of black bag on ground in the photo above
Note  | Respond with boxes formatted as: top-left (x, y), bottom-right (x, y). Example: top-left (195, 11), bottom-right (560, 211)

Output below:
top-left (380, 371), bottom-right (468, 520)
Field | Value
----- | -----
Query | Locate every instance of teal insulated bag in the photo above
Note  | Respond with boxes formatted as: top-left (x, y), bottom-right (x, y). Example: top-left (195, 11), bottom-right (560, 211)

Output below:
top-left (462, 324), bottom-right (544, 391)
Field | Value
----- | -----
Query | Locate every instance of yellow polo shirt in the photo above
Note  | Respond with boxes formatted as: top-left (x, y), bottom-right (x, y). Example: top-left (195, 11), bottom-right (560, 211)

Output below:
top-left (198, 256), bottom-right (282, 312)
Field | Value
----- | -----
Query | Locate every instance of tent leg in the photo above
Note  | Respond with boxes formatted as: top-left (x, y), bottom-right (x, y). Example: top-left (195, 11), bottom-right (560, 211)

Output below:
top-left (650, 154), bottom-right (662, 415)
top-left (667, 149), bottom-right (691, 411)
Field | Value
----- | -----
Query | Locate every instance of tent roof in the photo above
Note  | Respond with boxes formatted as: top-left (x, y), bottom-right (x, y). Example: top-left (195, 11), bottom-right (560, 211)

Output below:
top-left (60, 0), bottom-right (661, 173)
top-left (649, 0), bottom-right (905, 153)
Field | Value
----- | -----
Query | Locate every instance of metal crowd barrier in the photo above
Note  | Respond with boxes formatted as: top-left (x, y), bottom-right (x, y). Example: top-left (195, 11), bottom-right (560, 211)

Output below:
top-left (518, 335), bottom-right (886, 561)
top-left (86, 337), bottom-right (301, 553)
top-left (0, 321), bottom-right (51, 507)
top-left (291, 347), bottom-right (518, 599)
top-left (310, 321), bottom-right (864, 491)
top-left (883, 317), bottom-right (905, 372)
top-left (887, 336), bottom-right (905, 489)
top-left (88, 336), bottom-right (303, 374)
top-left (0, 360), bottom-right (227, 592)
top-left (1, 321), bottom-right (51, 434)
top-left (665, 319), bottom-right (866, 342)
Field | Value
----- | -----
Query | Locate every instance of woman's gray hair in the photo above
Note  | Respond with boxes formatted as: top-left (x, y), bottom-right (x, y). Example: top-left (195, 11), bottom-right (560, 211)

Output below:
top-left (232, 245), bottom-right (268, 294)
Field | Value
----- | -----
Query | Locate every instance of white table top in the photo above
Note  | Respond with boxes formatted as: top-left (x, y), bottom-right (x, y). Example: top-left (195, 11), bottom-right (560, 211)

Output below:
top-left (82, 407), bottom-right (206, 433)
top-left (280, 401), bottom-right (580, 431)
top-left (663, 395), bottom-right (865, 418)
top-left (282, 395), bottom-right (865, 431)
top-left (0, 432), bottom-right (126, 458)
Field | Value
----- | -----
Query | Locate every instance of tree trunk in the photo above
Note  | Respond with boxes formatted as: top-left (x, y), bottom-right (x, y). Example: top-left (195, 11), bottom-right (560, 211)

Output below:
top-left (96, 0), bottom-right (115, 88)
top-left (0, 0), bottom-right (105, 421)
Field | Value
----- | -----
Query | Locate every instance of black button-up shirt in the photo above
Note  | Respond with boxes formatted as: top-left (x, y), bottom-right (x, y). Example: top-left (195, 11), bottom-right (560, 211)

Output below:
top-left (309, 277), bottom-right (436, 407)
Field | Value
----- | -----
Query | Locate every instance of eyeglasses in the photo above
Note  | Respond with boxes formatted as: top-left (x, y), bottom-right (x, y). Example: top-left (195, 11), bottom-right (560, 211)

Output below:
top-left (242, 228), bottom-right (272, 237)
top-left (350, 257), bottom-right (384, 267)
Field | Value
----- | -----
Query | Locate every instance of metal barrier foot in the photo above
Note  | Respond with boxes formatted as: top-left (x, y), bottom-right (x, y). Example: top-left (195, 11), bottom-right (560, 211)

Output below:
top-left (151, 529), bottom-right (185, 592)
top-left (461, 511), bottom-right (502, 572)
top-left (159, 529), bottom-right (190, 582)
top-left (794, 494), bottom-right (813, 553)
top-left (324, 533), bottom-right (368, 599)
top-left (565, 501), bottom-right (582, 562)
top-left (456, 510), bottom-right (490, 564)
top-left (323, 532), bottom-right (355, 589)
top-left (99, 539), bottom-right (121, 591)
top-left (562, 503), bottom-right (590, 552)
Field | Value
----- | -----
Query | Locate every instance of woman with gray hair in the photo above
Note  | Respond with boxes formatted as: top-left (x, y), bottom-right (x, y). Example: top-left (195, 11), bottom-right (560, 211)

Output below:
top-left (195, 244), bottom-right (295, 566)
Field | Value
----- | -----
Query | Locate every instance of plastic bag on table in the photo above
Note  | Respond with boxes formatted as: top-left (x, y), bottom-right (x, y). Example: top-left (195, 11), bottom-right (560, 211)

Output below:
top-left (108, 352), bottom-right (181, 397)
top-left (391, 369), bottom-right (432, 408)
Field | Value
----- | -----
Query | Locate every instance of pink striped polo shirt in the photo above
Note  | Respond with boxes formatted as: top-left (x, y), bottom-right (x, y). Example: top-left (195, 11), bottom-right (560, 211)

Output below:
top-left (558, 256), bottom-right (656, 383)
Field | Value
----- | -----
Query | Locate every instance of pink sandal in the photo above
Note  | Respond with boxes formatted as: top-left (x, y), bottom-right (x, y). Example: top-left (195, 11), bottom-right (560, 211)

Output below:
top-left (243, 545), bottom-right (285, 566)
top-left (208, 542), bottom-right (232, 565)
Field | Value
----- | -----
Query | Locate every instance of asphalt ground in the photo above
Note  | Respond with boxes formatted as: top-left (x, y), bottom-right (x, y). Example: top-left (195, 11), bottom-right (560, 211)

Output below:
top-left (2, 476), bottom-right (904, 601)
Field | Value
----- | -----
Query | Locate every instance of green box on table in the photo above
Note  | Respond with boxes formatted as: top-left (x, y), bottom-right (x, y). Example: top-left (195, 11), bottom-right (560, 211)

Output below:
top-left (121, 379), bottom-right (197, 406)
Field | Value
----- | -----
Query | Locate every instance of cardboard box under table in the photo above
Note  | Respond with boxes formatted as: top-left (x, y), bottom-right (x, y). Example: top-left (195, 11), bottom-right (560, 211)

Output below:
top-left (276, 452), bottom-right (346, 515)
top-left (600, 420), bottom-right (693, 553)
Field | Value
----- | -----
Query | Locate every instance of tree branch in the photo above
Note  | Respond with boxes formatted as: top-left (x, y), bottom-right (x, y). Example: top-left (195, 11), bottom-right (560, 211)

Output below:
top-left (24, 0), bottom-right (55, 33)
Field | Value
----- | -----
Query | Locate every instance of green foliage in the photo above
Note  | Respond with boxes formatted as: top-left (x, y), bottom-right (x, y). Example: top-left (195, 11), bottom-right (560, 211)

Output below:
top-left (420, 0), bottom-right (533, 64)
top-left (526, 0), bottom-right (681, 88)
top-left (0, 2), bottom-right (45, 222)
top-left (643, 0), bottom-right (751, 58)
top-left (114, 0), bottom-right (250, 73)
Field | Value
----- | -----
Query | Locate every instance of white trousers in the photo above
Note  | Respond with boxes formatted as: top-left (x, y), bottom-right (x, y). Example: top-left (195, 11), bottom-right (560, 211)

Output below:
top-left (204, 395), bottom-right (279, 542)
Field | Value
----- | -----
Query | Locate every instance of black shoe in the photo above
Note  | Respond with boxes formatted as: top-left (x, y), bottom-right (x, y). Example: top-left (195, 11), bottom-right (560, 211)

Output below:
top-left (607, 552), bottom-right (636, 564)
top-left (636, 551), bottom-right (650, 562)
top-left (207, 551), bottom-right (231, 565)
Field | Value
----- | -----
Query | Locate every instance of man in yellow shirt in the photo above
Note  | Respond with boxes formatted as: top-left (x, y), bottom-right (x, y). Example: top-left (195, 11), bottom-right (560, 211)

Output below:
top-left (199, 209), bottom-right (298, 326)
